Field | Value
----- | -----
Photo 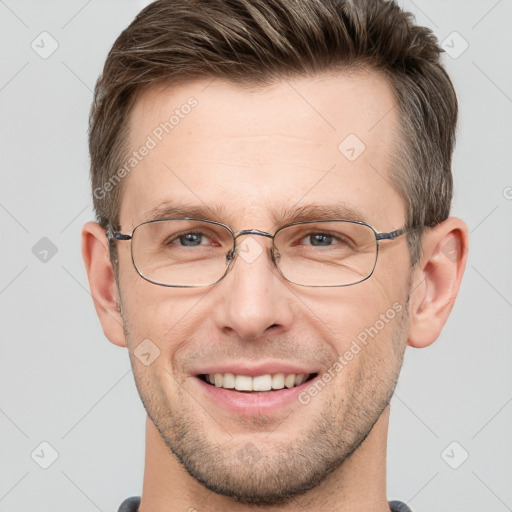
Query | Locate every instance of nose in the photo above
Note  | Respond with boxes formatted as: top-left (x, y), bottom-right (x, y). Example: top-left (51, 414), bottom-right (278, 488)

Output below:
top-left (213, 234), bottom-right (296, 341)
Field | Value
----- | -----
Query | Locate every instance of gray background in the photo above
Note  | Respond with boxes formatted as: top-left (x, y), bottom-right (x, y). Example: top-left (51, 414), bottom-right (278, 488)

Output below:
top-left (0, 0), bottom-right (511, 510)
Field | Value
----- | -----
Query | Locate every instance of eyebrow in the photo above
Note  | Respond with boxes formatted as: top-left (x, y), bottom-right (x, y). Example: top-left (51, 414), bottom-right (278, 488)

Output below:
top-left (141, 201), bottom-right (368, 227)
top-left (275, 203), bottom-right (367, 225)
top-left (143, 202), bottom-right (230, 224)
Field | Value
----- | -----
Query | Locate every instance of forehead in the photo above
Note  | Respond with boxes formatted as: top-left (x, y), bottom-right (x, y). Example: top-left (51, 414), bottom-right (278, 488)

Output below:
top-left (120, 70), bottom-right (404, 231)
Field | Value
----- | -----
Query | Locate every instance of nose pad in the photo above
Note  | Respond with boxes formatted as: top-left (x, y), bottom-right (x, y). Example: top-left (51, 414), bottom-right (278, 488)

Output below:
top-left (226, 248), bottom-right (235, 263)
top-left (220, 230), bottom-right (283, 286)
top-left (272, 246), bottom-right (281, 262)
top-left (220, 238), bottom-right (281, 287)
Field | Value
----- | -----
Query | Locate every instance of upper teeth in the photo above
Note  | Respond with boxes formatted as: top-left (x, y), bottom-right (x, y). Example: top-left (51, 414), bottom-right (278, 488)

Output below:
top-left (205, 373), bottom-right (309, 391)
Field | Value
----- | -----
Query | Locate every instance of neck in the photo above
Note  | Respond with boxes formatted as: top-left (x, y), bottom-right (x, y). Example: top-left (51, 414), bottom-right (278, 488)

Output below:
top-left (138, 405), bottom-right (391, 512)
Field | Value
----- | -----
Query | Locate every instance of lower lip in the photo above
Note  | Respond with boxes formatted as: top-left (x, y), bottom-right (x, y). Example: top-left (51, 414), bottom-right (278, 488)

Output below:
top-left (193, 376), bottom-right (318, 416)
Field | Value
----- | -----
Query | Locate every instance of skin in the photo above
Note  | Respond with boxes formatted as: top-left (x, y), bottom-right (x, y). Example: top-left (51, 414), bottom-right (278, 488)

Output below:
top-left (82, 70), bottom-right (468, 512)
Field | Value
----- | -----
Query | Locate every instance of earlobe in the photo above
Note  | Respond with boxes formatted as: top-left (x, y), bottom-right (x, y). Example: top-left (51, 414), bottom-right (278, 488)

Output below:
top-left (407, 218), bottom-right (469, 349)
top-left (81, 221), bottom-right (127, 347)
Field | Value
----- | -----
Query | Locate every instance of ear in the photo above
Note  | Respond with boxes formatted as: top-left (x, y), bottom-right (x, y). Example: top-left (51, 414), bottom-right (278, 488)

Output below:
top-left (81, 222), bottom-right (127, 347)
top-left (407, 217), bottom-right (469, 348)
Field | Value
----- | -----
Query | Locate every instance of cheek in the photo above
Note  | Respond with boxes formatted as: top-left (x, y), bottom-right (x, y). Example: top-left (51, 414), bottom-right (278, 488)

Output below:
top-left (297, 278), bottom-right (406, 339)
top-left (120, 270), bottom-right (213, 359)
top-left (330, 308), bottom-right (407, 403)
top-left (296, 283), bottom-right (409, 389)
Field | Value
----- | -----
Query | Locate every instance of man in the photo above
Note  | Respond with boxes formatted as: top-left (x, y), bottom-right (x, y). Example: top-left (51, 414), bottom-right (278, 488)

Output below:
top-left (82, 0), bottom-right (468, 510)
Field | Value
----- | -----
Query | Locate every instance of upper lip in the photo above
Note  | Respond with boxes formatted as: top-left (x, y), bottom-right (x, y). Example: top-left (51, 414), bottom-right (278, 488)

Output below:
top-left (193, 362), bottom-right (319, 377)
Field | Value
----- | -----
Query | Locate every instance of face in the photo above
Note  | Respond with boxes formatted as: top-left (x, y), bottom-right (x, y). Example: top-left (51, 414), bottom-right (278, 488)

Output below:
top-left (116, 71), bottom-right (412, 505)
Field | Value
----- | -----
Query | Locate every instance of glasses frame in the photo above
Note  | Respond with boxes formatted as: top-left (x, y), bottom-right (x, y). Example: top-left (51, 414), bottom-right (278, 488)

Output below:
top-left (106, 217), bottom-right (411, 288)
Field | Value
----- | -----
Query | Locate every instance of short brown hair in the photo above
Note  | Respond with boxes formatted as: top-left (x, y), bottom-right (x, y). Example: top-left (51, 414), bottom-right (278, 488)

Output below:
top-left (89, 0), bottom-right (458, 266)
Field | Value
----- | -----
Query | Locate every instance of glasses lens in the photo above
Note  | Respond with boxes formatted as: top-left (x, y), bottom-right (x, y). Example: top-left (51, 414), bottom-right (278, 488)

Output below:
top-left (132, 219), bottom-right (233, 286)
top-left (274, 221), bottom-right (377, 286)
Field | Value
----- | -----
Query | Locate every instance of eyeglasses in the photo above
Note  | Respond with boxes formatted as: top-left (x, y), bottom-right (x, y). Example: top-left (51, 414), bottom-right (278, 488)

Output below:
top-left (106, 218), bottom-right (411, 288)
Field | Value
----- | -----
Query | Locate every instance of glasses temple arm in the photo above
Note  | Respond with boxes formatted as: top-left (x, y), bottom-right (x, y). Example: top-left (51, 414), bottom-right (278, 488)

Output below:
top-left (375, 228), bottom-right (409, 241)
top-left (106, 229), bottom-right (132, 241)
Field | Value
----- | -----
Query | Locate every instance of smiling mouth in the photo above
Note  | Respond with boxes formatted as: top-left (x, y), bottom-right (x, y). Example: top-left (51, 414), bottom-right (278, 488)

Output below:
top-left (198, 372), bottom-right (318, 393)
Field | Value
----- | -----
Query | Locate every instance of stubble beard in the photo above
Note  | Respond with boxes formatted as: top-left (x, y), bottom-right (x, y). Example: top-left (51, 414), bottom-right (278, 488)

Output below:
top-left (124, 303), bottom-right (408, 507)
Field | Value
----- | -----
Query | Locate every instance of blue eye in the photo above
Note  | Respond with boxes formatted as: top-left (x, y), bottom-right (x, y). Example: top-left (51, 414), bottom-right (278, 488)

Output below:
top-left (178, 232), bottom-right (204, 246)
top-left (308, 233), bottom-right (333, 246)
